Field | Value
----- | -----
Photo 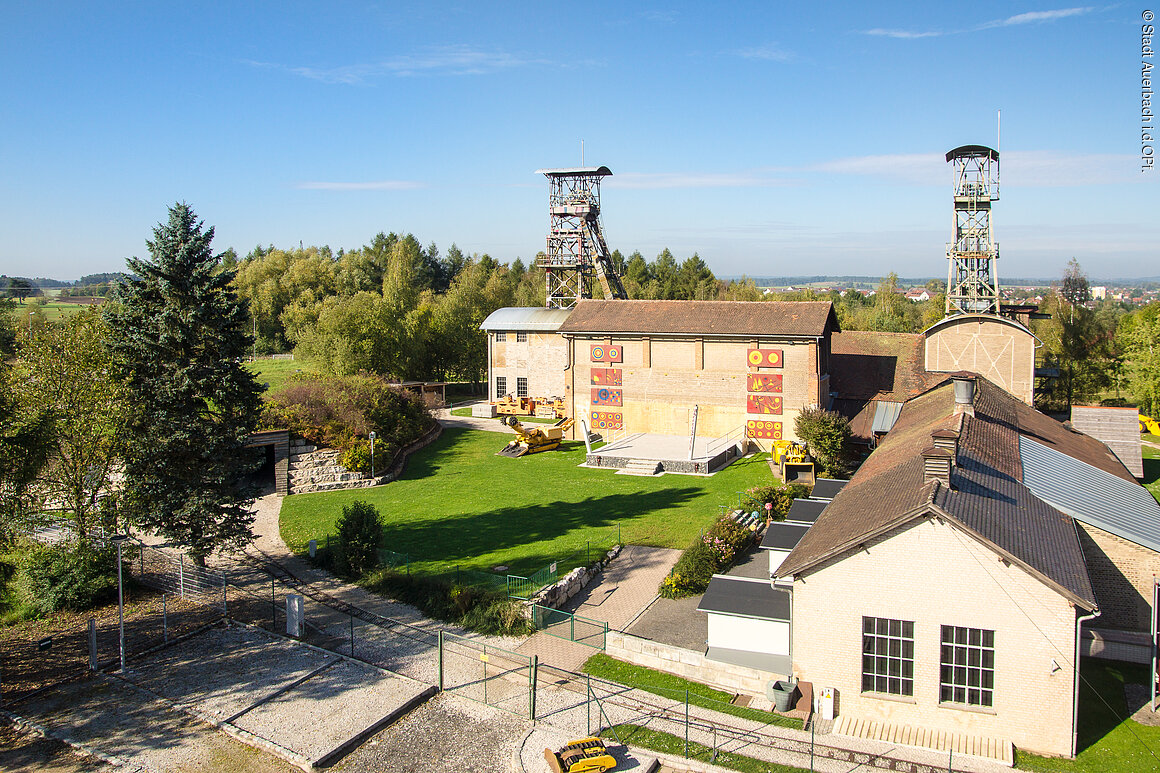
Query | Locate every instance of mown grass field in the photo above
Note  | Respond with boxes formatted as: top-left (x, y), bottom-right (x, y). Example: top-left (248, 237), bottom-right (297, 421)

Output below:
top-left (1143, 443), bottom-right (1159, 505)
top-left (246, 358), bottom-right (317, 392)
top-left (279, 426), bottom-right (770, 577)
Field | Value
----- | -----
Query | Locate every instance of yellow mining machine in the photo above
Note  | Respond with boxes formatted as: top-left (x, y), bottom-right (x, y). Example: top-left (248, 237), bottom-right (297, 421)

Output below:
top-left (544, 737), bottom-right (618, 773)
top-left (497, 415), bottom-right (575, 457)
top-left (772, 440), bottom-right (815, 485)
top-left (1142, 415), bottom-right (1160, 436)
top-left (495, 394), bottom-right (567, 419)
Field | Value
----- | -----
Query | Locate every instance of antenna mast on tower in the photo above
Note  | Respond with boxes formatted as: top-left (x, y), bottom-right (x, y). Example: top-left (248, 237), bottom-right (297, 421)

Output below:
top-left (945, 145), bottom-right (1001, 316)
top-left (535, 166), bottom-right (627, 309)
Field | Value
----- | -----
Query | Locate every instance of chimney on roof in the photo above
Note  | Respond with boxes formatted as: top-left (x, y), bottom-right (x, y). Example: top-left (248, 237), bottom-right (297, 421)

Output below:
top-left (952, 375), bottom-right (975, 418)
top-left (922, 446), bottom-right (953, 487)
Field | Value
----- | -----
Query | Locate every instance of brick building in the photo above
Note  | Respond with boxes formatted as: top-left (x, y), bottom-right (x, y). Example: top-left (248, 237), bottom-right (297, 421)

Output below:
top-left (480, 307), bottom-right (572, 401)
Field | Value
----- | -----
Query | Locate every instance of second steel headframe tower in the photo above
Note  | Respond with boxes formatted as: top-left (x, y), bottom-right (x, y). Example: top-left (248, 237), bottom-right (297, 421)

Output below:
top-left (945, 145), bottom-right (1001, 316)
top-left (535, 166), bottom-right (627, 309)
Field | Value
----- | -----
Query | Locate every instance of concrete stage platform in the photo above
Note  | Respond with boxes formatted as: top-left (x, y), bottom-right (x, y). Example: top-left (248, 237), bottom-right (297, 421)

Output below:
top-left (586, 432), bottom-right (746, 475)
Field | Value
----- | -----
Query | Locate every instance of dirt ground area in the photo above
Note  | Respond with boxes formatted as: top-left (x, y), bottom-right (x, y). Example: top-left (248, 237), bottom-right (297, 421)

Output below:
top-left (0, 722), bottom-right (113, 773)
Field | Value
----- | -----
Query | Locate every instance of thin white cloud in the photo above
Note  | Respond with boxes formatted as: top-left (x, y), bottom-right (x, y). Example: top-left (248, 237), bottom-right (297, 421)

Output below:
top-left (734, 44), bottom-right (794, 61)
top-left (860, 6), bottom-right (1094, 40)
top-left (608, 171), bottom-right (792, 189)
top-left (863, 28), bottom-right (944, 39)
top-left (982, 7), bottom-right (1092, 28)
top-left (810, 150), bottom-right (1140, 187)
top-left (245, 45), bottom-right (532, 84)
top-left (295, 181), bottom-right (425, 191)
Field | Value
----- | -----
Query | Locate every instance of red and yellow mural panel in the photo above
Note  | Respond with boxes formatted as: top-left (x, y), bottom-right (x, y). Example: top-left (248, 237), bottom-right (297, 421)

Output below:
top-left (746, 420), bottom-right (783, 440)
top-left (590, 411), bottom-right (623, 430)
top-left (590, 368), bottom-right (622, 386)
top-left (591, 388), bottom-right (623, 407)
top-left (590, 344), bottom-right (622, 363)
top-left (746, 348), bottom-right (783, 368)
top-left (746, 373), bottom-right (782, 393)
top-left (747, 395), bottom-right (783, 415)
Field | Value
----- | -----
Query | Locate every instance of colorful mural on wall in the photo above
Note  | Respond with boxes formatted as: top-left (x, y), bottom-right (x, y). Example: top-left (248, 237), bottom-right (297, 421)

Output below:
top-left (591, 345), bottom-right (622, 363)
top-left (746, 420), bottom-right (783, 439)
top-left (591, 388), bottom-right (623, 407)
top-left (591, 411), bottom-right (623, 430)
top-left (591, 368), bottom-right (622, 386)
top-left (746, 373), bottom-right (782, 393)
top-left (746, 348), bottom-right (783, 368)
top-left (746, 395), bottom-right (783, 414)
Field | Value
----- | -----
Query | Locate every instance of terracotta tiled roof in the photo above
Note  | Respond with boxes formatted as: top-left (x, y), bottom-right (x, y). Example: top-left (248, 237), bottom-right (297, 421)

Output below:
top-left (557, 300), bottom-right (837, 337)
top-left (778, 376), bottom-right (1098, 609)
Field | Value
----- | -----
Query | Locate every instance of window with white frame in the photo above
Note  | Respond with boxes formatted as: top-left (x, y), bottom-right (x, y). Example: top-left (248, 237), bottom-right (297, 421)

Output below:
top-left (862, 617), bottom-right (914, 696)
top-left (517, 377), bottom-right (528, 398)
top-left (495, 331), bottom-right (507, 342)
top-left (495, 376), bottom-right (507, 397)
top-left (516, 331), bottom-right (527, 342)
top-left (940, 625), bottom-right (994, 707)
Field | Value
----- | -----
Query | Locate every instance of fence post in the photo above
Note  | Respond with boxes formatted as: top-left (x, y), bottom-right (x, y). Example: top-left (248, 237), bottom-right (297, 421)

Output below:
top-left (571, 613), bottom-right (575, 643)
top-left (222, 575), bottom-right (227, 616)
top-left (271, 577), bottom-right (276, 629)
top-left (438, 630), bottom-right (444, 692)
top-left (350, 613), bottom-right (355, 657)
top-left (482, 644), bottom-right (488, 705)
top-left (587, 540), bottom-right (590, 564)
top-left (529, 655), bottom-right (538, 722)
top-left (88, 618), bottom-right (97, 670)
top-left (685, 688), bottom-right (690, 758)
top-left (179, 556), bottom-right (185, 598)
top-left (586, 674), bottom-right (592, 736)
top-left (162, 595), bottom-right (168, 645)
top-left (140, 546), bottom-right (144, 577)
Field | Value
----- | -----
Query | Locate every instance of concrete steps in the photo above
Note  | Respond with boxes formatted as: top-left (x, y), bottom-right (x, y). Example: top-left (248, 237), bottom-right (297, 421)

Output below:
top-left (833, 714), bottom-right (1014, 766)
top-left (287, 444), bottom-right (376, 494)
top-left (616, 459), bottom-right (662, 476)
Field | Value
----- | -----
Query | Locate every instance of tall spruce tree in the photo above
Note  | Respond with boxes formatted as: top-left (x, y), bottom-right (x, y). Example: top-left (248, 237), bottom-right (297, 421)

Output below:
top-left (105, 203), bottom-right (262, 565)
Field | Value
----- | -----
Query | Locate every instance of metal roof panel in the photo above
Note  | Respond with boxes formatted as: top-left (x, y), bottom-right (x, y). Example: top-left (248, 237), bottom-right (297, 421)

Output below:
top-left (479, 306), bottom-right (573, 332)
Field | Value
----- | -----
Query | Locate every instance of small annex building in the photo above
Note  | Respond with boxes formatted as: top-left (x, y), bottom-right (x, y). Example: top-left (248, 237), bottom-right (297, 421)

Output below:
top-left (479, 307), bottom-right (573, 401)
top-left (774, 373), bottom-right (1160, 758)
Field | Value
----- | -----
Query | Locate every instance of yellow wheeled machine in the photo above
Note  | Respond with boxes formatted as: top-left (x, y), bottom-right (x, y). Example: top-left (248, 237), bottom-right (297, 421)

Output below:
top-left (1142, 415), bottom-right (1160, 436)
top-left (772, 440), bottom-right (815, 485)
top-left (544, 737), bottom-right (617, 773)
top-left (497, 415), bottom-right (575, 457)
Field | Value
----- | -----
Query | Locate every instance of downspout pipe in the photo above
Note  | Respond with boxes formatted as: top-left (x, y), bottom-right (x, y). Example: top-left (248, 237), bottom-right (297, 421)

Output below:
top-left (1073, 608), bottom-right (1100, 758)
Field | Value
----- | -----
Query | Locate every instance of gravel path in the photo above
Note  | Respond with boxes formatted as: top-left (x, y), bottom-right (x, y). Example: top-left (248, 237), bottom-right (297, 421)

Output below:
top-left (0, 721), bottom-right (114, 773)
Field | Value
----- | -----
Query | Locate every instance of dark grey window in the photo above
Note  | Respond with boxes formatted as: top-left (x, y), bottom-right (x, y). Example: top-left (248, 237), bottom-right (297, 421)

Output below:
top-left (516, 331), bottom-right (527, 342)
top-left (940, 626), bottom-right (994, 707)
top-left (862, 617), bottom-right (914, 696)
top-left (495, 332), bottom-right (507, 342)
top-left (495, 376), bottom-right (507, 397)
top-left (517, 377), bottom-right (528, 398)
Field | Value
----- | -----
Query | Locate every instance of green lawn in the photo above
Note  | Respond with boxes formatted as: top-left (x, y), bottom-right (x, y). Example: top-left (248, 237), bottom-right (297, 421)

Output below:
top-left (602, 724), bottom-right (808, 773)
top-left (582, 652), bottom-right (801, 729)
top-left (279, 426), bottom-right (770, 577)
top-left (1017, 660), bottom-right (1160, 771)
top-left (1143, 445), bottom-right (1159, 505)
top-left (246, 357), bottom-right (317, 392)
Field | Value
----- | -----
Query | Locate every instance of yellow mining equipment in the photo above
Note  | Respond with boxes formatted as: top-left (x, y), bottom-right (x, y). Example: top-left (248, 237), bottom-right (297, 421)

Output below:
top-left (773, 440), bottom-right (815, 485)
top-left (495, 394), bottom-right (567, 419)
top-left (1142, 415), bottom-right (1160, 436)
top-left (497, 415), bottom-right (575, 458)
top-left (544, 737), bottom-right (618, 773)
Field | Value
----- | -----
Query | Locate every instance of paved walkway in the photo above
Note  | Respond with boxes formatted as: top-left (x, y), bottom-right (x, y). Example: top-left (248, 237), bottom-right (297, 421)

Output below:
top-left (515, 545), bottom-right (681, 671)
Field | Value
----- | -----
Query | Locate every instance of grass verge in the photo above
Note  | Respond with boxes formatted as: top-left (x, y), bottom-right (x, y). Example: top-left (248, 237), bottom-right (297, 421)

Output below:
top-left (602, 724), bottom-right (807, 773)
top-left (246, 357), bottom-right (317, 392)
top-left (582, 653), bottom-right (801, 729)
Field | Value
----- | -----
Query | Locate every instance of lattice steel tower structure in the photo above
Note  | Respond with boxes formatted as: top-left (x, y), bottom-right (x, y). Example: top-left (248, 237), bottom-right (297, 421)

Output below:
top-left (535, 166), bottom-right (627, 309)
top-left (945, 145), bottom-right (1001, 315)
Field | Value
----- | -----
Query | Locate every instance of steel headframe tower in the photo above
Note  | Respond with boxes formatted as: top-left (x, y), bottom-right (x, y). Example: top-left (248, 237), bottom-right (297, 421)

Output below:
top-left (535, 166), bottom-right (627, 309)
top-left (945, 145), bottom-right (1001, 316)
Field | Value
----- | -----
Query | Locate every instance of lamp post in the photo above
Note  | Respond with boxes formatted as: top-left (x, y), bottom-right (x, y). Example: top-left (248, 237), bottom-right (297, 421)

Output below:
top-left (369, 431), bottom-right (376, 480)
top-left (28, 312), bottom-right (33, 338)
top-left (110, 534), bottom-right (129, 672)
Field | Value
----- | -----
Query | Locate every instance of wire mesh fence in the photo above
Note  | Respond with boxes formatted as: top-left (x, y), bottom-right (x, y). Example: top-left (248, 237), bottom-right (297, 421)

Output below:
top-left (437, 630), bottom-right (535, 719)
top-left (531, 603), bottom-right (608, 649)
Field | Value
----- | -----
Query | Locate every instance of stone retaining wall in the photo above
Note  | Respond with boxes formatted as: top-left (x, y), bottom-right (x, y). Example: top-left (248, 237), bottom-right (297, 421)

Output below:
top-left (526, 546), bottom-right (621, 611)
top-left (606, 630), bottom-right (778, 697)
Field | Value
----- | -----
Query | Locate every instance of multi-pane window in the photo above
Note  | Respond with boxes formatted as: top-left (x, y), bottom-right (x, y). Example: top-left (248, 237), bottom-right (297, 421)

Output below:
top-left (517, 377), bottom-right (528, 398)
top-left (516, 331), bottom-right (528, 342)
top-left (940, 626), bottom-right (995, 707)
top-left (862, 617), bottom-right (914, 696)
top-left (495, 377), bottom-right (507, 398)
top-left (495, 331), bottom-right (507, 342)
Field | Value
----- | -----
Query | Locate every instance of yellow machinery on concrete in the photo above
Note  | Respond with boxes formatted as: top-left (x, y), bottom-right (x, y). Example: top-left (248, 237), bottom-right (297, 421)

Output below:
top-left (497, 415), bottom-right (575, 457)
top-left (1142, 415), bottom-right (1160, 436)
top-left (772, 439), bottom-right (815, 485)
top-left (495, 394), bottom-right (567, 419)
top-left (544, 737), bottom-right (617, 773)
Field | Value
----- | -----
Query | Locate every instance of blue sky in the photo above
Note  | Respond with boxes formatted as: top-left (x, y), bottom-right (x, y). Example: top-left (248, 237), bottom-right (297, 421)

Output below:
top-left (1, 2), bottom-right (1155, 281)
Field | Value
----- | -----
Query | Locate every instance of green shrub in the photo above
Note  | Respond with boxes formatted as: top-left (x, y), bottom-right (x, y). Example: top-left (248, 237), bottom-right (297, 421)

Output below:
top-left (362, 569), bottom-right (532, 636)
top-left (740, 482), bottom-right (809, 519)
top-left (660, 515), bottom-right (757, 599)
top-left (14, 538), bottom-right (120, 614)
top-left (336, 501), bottom-right (384, 578)
top-left (340, 438), bottom-right (393, 476)
top-left (794, 407), bottom-right (853, 478)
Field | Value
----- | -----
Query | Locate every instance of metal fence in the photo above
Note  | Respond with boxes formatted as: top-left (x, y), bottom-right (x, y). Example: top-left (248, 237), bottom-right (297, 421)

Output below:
top-left (437, 630), bottom-right (535, 718)
top-left (531, 603), bottom-right (608, 649)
